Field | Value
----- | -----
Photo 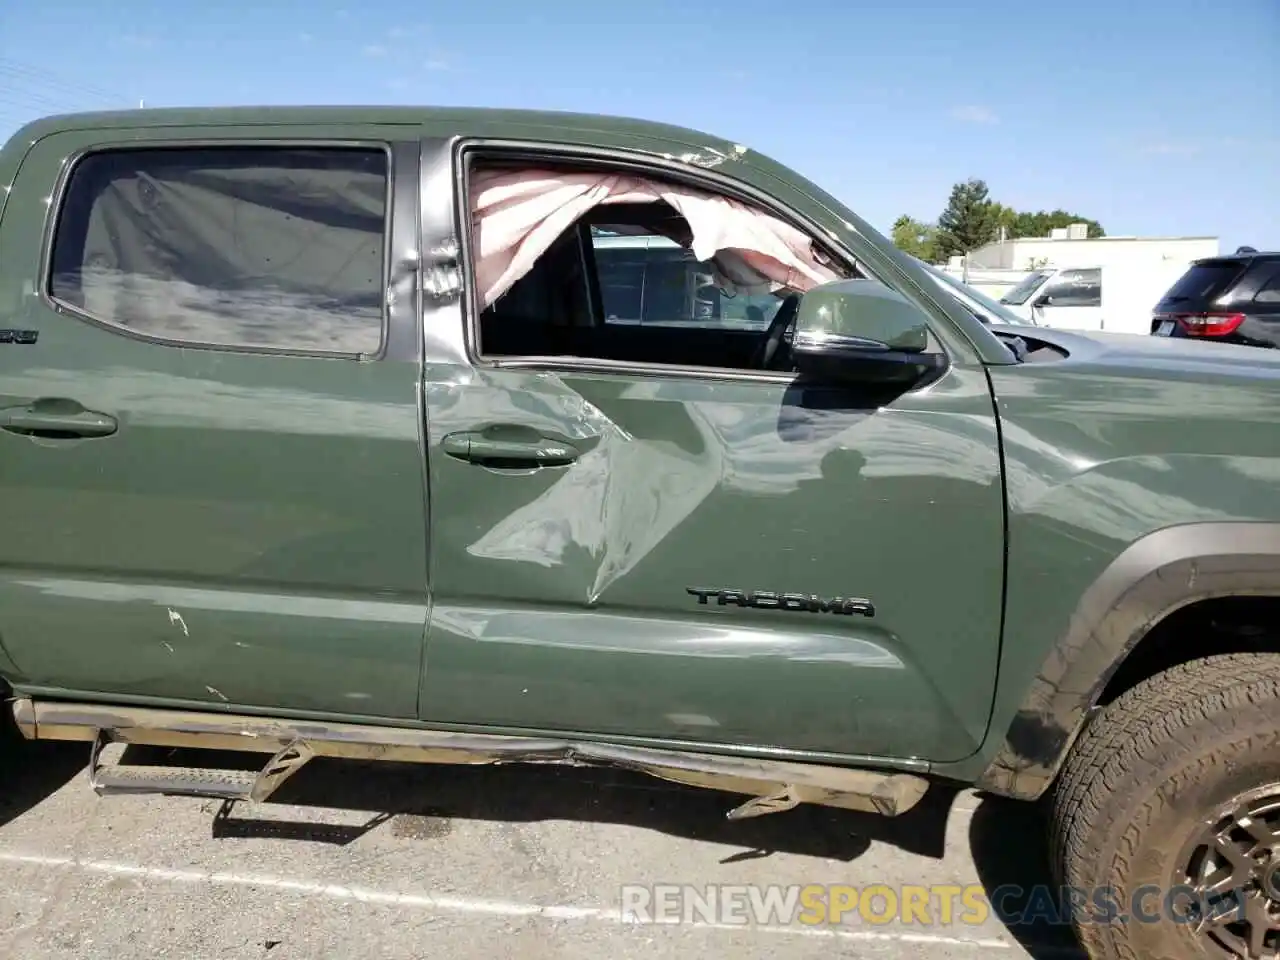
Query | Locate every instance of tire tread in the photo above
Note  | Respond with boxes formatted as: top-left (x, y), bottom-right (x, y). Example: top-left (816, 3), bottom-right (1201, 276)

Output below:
top-left (1048, 652), bottom-right (1280, 959)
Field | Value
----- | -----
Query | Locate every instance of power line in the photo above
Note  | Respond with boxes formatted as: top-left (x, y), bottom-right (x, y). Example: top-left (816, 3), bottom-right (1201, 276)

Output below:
top-left (0, 57), bottom-right (130, 105)
top-left (0, 58), bottom-right (137, 139)
top-left (0, 89), bottom-right (99, 115)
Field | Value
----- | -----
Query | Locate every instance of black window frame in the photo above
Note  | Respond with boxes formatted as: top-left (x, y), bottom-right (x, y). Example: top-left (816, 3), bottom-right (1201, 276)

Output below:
top-left (41, 139), bottom-right (400, 361)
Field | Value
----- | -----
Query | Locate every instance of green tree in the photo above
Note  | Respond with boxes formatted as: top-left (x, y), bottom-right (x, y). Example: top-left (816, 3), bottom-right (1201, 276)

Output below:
top-left (989, 202), bottom-right (1019, 234)
top-left (1010, 209), bottom-right (1106, 239)
top-left (891, 215), bottom-right (938, 261)
top-left (934, 178), bottom-right (1000, 258)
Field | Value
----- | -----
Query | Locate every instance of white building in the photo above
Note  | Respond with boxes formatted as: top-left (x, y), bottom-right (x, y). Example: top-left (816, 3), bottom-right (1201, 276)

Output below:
top-left (942, 225), bottom-right (1219, 299)
top-left (964, 224), bottom-right (1218, 272)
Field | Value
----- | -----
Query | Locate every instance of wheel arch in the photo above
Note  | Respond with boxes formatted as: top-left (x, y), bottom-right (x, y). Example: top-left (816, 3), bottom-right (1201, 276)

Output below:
top-left (976, 521), bottom-right (1280, 800)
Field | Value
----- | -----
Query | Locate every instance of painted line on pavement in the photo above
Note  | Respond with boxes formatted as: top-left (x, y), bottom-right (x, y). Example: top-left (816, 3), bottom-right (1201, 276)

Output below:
top-left (0, 850), bottom-right (1017, 950)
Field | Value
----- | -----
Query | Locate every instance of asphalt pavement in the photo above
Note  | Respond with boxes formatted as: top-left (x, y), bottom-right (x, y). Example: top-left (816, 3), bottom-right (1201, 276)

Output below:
top-left (1, 733), bottom-right (1087, 959)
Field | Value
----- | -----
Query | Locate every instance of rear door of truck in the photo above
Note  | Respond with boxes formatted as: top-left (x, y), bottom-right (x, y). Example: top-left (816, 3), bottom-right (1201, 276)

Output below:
top-left (0, 122), bottom-right (431, 718)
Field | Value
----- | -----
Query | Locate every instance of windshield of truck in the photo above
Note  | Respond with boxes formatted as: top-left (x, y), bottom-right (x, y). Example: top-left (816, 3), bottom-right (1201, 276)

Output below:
top-left (1000, 270), bottom-right (1052, 305)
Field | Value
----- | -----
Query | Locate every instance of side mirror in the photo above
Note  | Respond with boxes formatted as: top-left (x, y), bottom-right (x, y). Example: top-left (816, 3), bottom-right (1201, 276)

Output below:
top-left (791, 279), bottom-right (944, 383)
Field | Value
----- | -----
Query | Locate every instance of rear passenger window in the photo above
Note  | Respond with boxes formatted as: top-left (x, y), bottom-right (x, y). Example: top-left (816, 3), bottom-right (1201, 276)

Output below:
top-left (1253, 269), bottom-right (1280, 304)
top-left (49, 145), bottom-right (389, 355)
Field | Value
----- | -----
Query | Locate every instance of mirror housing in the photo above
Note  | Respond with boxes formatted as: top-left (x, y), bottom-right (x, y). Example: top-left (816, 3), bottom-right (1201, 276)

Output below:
top-left (791, 279), bottom-right (944, 383)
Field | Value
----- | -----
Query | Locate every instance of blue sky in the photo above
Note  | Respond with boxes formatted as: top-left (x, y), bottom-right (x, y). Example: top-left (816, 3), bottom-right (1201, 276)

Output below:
top-left (1, 0), bottom-right (1277, 251)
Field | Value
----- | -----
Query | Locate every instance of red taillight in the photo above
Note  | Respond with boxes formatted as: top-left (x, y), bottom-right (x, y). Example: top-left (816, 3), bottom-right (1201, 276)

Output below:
top-left (1172, 312), bottom-right (1247, 337)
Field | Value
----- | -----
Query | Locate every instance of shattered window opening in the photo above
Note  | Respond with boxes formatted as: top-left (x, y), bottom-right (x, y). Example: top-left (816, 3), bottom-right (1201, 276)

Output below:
top-left (467, 160), bottom-right (856, 373)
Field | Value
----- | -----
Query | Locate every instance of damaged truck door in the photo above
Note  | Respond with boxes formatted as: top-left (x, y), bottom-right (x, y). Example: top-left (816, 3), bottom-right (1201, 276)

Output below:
top-left (416, 140), bottom-right (1008, 764)
top-left (0, 128), bottom-right (431, 717)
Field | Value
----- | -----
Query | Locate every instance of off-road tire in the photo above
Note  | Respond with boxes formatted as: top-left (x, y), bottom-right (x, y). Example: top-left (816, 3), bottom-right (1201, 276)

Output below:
top-left (1049, 652), bottom-right (1280, 960)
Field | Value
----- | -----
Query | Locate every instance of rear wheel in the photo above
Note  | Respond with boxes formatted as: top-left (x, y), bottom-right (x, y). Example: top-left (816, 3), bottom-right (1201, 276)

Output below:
top-left (1049, 652), bottom-right (1280, 960)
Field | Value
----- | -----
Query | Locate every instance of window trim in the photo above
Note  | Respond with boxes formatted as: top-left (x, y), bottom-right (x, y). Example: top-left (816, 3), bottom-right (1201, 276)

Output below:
top-left (449, 137), bottom-right (954, 385)
top-left (40, 137), bottom-right (400, 361)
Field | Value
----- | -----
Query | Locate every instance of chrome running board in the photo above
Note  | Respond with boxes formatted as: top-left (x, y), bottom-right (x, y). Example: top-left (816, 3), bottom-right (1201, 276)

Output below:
top-left (12, 698), bottom-right (929, 820)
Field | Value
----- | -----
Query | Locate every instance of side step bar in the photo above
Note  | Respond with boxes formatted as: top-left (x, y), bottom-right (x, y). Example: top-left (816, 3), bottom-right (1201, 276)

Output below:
top-left (87, 731), bottom-right (315, 803)
top-left (13, 698), bottom-right (930, 820)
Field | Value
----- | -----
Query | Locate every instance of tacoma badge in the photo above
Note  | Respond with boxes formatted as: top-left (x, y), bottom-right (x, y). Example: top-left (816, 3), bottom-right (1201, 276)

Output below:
top-left (686, 587), bottom-right (875, 617)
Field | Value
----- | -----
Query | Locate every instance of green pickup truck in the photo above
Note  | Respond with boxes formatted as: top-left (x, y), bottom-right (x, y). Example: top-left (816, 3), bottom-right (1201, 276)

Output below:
top-left (1, 107), bottom-right (1278, 960)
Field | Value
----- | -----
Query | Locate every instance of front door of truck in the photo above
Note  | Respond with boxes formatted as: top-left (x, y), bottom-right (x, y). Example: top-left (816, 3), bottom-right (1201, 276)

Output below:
top-left (0, 127), bottom-right (430, 718)
top-left (416, 138), bottom-right (1007, 764)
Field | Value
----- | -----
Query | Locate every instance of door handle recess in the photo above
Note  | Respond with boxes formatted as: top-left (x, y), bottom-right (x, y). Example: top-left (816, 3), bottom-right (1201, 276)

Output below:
top-left (442, 430), bottom-right (580, 466)
top-left (0, 400), bottom-right (118, 439)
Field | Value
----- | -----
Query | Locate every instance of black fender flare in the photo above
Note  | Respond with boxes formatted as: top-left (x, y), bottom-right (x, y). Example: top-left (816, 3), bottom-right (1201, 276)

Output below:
top-left (976, 521), bottom-right (1280, 800)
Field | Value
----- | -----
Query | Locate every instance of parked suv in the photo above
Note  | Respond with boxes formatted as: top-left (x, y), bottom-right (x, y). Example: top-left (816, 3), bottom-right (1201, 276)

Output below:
top-left (1151, 248), bottom-right (1280, 347)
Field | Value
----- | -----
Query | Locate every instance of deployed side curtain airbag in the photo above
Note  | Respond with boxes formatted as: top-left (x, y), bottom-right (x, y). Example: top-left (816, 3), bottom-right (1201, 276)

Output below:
top-left (470, 168), bottom-right (842, 308)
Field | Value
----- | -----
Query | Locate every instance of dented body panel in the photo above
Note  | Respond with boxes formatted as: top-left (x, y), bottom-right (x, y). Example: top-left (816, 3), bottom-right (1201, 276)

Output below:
top-left (418, 365), bottom-right (1005, 762)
